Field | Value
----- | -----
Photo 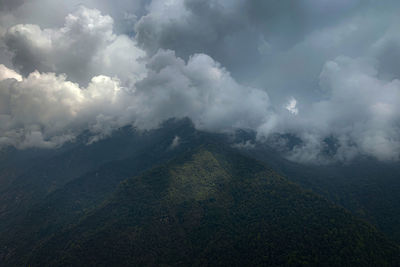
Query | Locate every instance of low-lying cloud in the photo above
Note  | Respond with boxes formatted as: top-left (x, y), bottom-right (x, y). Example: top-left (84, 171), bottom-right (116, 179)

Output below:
top-left (268, 57), bottom-right (400, 163)
top-left (0, 7), bottom-right (273, 149)
top-left (1, 2), bottom-right (400, 164)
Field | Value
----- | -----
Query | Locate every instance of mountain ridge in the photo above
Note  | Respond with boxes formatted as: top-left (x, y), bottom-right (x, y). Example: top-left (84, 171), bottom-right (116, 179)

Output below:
top-left (22, 143), bottom-right (400, 266)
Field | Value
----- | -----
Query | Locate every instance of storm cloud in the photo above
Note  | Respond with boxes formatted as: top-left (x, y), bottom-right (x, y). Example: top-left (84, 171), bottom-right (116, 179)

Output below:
top-left (1, 1), bottom-right (400, 163)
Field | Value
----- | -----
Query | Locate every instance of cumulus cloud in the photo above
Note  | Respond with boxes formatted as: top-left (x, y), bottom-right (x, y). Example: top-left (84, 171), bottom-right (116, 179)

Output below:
top-left (4, 6), bottom-right (146, 86)
top-left (132, 50), bottom-right (271, 131)
top-left (0, 48), bottom-right (273, 149)
top-left (260, 57), bottom-right (400, 163)
top-left (315, 57), bottom-right (400, 162)
top-left (135, 0), bottom-right (363, 55)
top-left (0, 64), bottom-right (21, 81)
top-left (0, 66), bottom-right (131, 148)
top-left (2, 2), bottom-right (400, 164)
top-left (135, 0), bottom-right (245, 56)
top-left (133, 0), bottom-right (365, 82)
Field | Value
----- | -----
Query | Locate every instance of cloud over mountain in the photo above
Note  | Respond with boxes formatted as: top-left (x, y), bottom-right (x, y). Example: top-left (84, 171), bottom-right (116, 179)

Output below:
top-left (1, 1), bottom-right (400, 163)
top-left (0, 7), bottom-right (272, 149)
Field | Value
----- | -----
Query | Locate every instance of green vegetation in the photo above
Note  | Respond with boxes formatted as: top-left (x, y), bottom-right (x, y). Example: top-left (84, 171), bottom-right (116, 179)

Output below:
top-left (1, 121), bottom-right (400, 266)
top-left (22, 145), bottom-right (400, 266)
top-left (247, 144), bottom-right (400, 244)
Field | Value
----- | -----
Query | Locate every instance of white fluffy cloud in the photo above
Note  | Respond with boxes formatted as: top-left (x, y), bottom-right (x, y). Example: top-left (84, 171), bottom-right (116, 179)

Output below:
top-left (0, 67), bottom-right (129, 148)
top-left (4, 6), bottom-right (146, 86)
top-left (2, 2), bottom-right (400, 164)
top-left (317, 57), bottom-right (400, 161)
top-left (0, 47), bottom-right (273, 148)
top-left (261, 57), bottom-right (400, 163)
top-left (132, 50), bottom-right (271, 131)
top-left (0, 64), bottom-right (21, 81)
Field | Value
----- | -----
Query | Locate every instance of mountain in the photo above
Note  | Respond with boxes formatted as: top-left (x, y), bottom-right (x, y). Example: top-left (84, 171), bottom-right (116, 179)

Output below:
top-left (0, 118), bottom-right (199, 263)
top-left (15, 144), bottom-right (400, 266)
top-left (243, 142), bottom-right (400, 244)
top-left (0, 120), bottom-right (400, 266)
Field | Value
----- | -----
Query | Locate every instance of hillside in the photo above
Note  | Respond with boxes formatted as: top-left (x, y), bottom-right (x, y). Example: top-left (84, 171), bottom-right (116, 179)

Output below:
top-left (22, 145), bottom-right (400, 266)
top-left (245, 142), bottom-right (400, 244)
top-left (0, 119), bottom-right (200, 263)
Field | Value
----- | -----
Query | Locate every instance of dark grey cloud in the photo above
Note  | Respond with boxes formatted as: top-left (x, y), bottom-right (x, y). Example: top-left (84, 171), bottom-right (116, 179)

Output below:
top-left (0, 0), bottom-right (24, 11)
top-left (134, 0), bottom-right (363, 81)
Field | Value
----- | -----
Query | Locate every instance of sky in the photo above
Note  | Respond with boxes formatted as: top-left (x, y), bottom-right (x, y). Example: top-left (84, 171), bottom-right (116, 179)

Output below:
top-left (1, 0), bottom-right (400, 163)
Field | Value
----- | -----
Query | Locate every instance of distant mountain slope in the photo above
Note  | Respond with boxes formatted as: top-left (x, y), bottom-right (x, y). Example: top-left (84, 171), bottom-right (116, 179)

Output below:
top-left (0, 118), bottom-right (201, 263)
top-left (1, 119), bottom-right (400, 266)
top-left (24, 144), bottom-right (400, 266)
top-left (244, 142), bottom-right (400, 244)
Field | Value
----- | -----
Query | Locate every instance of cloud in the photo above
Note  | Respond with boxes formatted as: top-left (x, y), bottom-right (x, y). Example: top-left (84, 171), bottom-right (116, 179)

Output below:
top-left (2, 2), bottom-right (400, 163)
top-left (0, 66), bottom-right (130, 148)
top-left (0, 64), bottom-right (21, 81)
top-left (169, 136), bottom-right (180, 149)
top-left (285, 98), bottom-right (299, 116)
top-left (132, 50), bottom-right (272, 131)
top-left (133, 0), bottom-right (364, 83)
top-left (232, 140), bottom-right (255, 150)
top-left (261, 56), bottom-right (400, 163)
top-left (134, 0), bottom-right (363, 55)
top-left (0, 0), bottom-right (24, 11)
top-left (0, 47), bottom-right (273, 149)
top-left (315, 57), bottom-right (400, 162)
top-left (4, 6), bottom-right (146, 86)
top-left (135, 0), bottom-right (245, 56)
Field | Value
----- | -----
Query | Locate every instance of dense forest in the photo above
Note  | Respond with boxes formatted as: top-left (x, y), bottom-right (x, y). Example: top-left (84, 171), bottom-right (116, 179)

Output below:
top-left (0, 120), bottom-right (399, 266)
